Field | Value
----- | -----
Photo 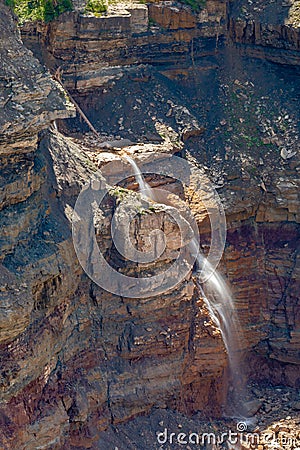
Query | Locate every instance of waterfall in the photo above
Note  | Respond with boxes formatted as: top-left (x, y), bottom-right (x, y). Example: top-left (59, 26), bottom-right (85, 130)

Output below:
top-left (124, 156), bottom-right (248, 418)
top-left (124, 155), bottom-right (154, 200)
top-left (191, 240), bottom-right (247, 417)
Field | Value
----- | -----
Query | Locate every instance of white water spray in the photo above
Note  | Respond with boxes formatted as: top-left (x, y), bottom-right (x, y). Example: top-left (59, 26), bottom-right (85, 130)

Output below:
top-left (190, 240), bottom-right (247, 416)
top-left (124, 155), bottom-right (154, 200)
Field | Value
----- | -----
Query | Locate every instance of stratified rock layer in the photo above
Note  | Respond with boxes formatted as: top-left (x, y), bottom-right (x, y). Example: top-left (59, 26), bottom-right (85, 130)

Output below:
top-left (21, 0), bottom-right (227, 91)
top-left (0, 0), bottom-right (299, 448)
top-left (0, 3), bottom-right (229, 448)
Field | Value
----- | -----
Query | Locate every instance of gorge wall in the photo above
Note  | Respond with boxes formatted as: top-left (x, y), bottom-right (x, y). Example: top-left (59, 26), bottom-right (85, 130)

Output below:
top-left (21, 0), bottom-right (300, 93)
top-left (0, 3), bottom-right (229, 448)
top-left (0, 0), bottom-right (299, 448)
top-left (21, 0), bottom-right (227, 91)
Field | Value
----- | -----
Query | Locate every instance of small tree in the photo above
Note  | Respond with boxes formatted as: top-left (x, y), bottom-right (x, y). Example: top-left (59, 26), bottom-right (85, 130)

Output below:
top-left (43, 0), bottom-right (56, 22)
top-left (57, 0), bottom-right (73, 14)
top-left (6, 0), bottom-right (73, 22)
top-left (5, 0), bottom-right (15, 7)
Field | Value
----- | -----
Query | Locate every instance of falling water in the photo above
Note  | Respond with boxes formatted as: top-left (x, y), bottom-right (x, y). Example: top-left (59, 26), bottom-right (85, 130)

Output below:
top-left (124, 155), bottom-right (154, 200)
top-left (190, 240), bottom-right (247, 417)
top-left (124, 156), bottom-right (248, 418)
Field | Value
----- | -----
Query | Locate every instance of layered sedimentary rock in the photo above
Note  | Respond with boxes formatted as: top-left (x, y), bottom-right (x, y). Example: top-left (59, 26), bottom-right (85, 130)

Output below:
top-left (0, 132), bottom-right (227, 448)
top-left (0, 1), bottom-right (76, 345)
top-left (0, 3), bottom-right (230, 448)
top-left (21, 0), bottom-right (227, 91)
top-left (228, 0), bottom-right (300, 65)
top-left (228, 18), bottom-right (300, 65)
top-left (221, 184), bottom-right (300, 385)
top-left (1, 0), bottom-right (300, 448)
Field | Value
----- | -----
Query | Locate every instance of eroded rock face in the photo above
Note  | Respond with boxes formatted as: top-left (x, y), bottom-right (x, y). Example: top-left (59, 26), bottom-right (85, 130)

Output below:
top-left (1, 0), bottom-right (300, 448)
top-left (148, 2), bottom-right (197, 30)
top-left (0, 126), bottom-right (228, 448)
top-left (0, 8), bottom-right (73, 147)
top-left (228, 0), bottom-right (300, 65)
top-left (21, 1), bottom-right (227, 91)
top-left (0, 4), bottom-right (230, 448)
top-left (0, 0), bottom-right (76, 347)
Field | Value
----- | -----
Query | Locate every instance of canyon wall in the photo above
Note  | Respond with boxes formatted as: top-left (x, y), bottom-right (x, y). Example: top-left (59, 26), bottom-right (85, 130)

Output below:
top-left (228, 15), bottom-right (300, 65)
top-left (0, 0), bottom-right (299, 448)
top-left (21, 0), bottom-right (227, 91)
top-left (0, 3), bottom-right (231, 448)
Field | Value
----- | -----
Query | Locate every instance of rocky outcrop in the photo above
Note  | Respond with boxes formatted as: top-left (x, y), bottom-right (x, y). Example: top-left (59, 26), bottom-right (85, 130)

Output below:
top-left (0, 9), bottom-right (73, 148)
top-left (0, 126), bottom-right (229, 448)
top-left (148, 2), bottom-right (197, 29)
top-left (20, 0), bottom-right (300, 96)
top-left (0, 1), bottom-right (76, 345)
top-left (228, 0), bottom-right (300, 65)
top-left (228, 18), bottom-right (300, 65)
top-left (21, 0), bottom-right (227, 91)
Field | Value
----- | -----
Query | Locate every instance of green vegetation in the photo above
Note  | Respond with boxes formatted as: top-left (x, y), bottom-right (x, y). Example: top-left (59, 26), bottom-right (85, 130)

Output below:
top-left (84, 0), bottom-right (107, 15)
top-left (5, 0), bottom-right (73, 23)
top-left (148, 17), bottom-right (157, 27)
top-left (110, 186), bottom-right (131, 203)
top-left (179, 0), bottom-right (206, 12)
top-left (242, 134), bottom-right (264, 149)
top-left (287, 1), bottom-right (300, 27)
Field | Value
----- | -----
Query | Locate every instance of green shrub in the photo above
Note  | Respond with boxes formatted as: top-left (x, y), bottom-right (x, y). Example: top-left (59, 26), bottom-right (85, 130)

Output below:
top-left (57, 0), bottom-right (73, 14)
top-left (43, 0), bottom-right (55, 22)
top-left (85, 0), bottom-right (107, 14)
top-left (5, 0), bottom-right (73, 23)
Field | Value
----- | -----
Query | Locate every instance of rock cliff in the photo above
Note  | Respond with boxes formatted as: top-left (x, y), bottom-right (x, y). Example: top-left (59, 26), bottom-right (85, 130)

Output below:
top-left (0, 3), bottom-right (229, 448)
top-left (228, 0), bottom-right (300, 66)
top-left (0, 0), bottom-right (299, 448)
top-left (21, 0), bottom-right (227, 91)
